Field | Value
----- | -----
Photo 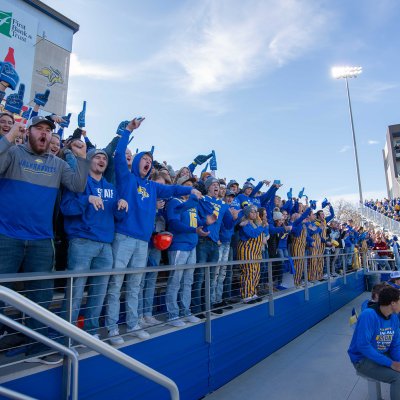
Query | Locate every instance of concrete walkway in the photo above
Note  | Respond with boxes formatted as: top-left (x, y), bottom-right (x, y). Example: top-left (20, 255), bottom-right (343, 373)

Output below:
top-left (206, 292), bottom-right (391, 400)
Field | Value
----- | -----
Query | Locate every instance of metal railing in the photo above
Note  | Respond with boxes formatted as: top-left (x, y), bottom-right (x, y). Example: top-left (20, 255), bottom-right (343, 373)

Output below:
top-left (0, 286), bottom-right (179, 400)
top-left (360, 204), bottom-right (400, 235)
top-left (0, 251), bottom-right (368, 398)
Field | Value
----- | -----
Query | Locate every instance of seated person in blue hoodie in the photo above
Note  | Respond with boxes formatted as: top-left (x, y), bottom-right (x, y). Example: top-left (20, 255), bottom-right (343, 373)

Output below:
top-left (61, 149), bottom-right (128, 339)
top-left (105, 118), bottom-right (202, 345)
top-left (348, 286), bottom-right (400, 398)
top-left (165, 175), bottom-right (213, 327)
top-left (361, 283), bottom-right (388, 312)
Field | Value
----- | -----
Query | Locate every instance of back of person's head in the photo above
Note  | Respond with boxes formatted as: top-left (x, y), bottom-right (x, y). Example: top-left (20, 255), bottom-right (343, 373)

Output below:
top-left (378, 286), bottom-right (400, 306)
top-left (371, 282), bottom-right (388, 301)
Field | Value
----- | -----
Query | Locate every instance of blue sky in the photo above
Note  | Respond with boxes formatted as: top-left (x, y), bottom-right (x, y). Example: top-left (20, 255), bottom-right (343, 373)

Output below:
top-left (44, 0), bottom-right (400, 204)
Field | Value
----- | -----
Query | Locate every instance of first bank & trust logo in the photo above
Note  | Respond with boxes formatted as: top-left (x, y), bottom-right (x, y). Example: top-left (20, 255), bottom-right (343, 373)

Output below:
top-left (0, 10), bottom-right (33, 43)
top-left (0, 10), bottom-right (12, 38)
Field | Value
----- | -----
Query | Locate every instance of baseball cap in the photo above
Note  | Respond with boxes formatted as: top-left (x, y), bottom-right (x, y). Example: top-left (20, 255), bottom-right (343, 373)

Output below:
top-left (225, 190), bottom-right (236, 197)
top-left (26, 116), bottom-right (55, 130)
top-left (176, 175), bottom-right (196, 186)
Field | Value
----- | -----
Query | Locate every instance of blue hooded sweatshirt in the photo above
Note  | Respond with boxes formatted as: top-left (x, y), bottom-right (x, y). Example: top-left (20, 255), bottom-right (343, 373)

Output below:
top-left (114, 129), bottom-right (192, 242)
top-left (61, 175), bottom-right (122, 243)
top-left (167, 195), bottom-right (206, 251)
top-left (348, 305), bottom-right (400, 367)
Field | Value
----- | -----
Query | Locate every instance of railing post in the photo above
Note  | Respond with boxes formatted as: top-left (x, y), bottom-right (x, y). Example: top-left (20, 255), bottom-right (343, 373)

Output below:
top-left (63, 277), bottom-right (74, 400)
top-left (304, 257), bottom-right (309, 301)
top-left (204, 266), bottom-right (212, 344)
top-left (267, 259), bottom-right (274, 316)
top-left (343, 254), bottom-right (347, 285)
top-left (327, 254), bottom-right (331, 291)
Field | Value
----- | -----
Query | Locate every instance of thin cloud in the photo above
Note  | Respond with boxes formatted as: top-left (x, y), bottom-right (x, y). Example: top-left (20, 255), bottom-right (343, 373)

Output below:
top-left (164, 0), bottom-right (331, 94)
top-left (339, 145), bottom-right (351, 153)
top-left (354, 81), bottom-right (399, 103)
top-left (69, 53), bottom-right (130, 80)
top-left (368, 140), bottom-right (379, 145)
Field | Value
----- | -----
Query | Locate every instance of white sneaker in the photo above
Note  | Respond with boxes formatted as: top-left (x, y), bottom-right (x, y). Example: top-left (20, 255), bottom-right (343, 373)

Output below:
top-left (168, 319), bottom-right (186, 327)
top-left (25, 353), bottom-right (63, 365)
top-left (138, 317), bottom-right (150, 328)
top-left (242, 297), bottom-right (253, 303)
top-left (127, 325), bottom-right (150, 340)
top-left (143, 316), bottom-right (161, 326)
top-left (184, 315), bottom-right (200, 323)
top-left (108, 329), bottom-right (124, 346)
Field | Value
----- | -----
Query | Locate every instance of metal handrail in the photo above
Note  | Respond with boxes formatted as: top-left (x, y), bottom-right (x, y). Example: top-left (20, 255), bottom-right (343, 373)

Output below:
top-left (0, 313), bottom-right (79, 400)
top-left (361, 204), bottom-right (400, 235)
top-left (0, 252), bottom-right (361, 284)
top-left (0, 386), bottom-right (37, 400)
top-left (0, 286), bottom-right (180, 400)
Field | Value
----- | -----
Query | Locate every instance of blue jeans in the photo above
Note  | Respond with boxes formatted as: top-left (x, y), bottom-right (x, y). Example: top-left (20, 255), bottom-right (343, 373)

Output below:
top-left (105, 234), bottom-right (148, 332)
top-left (67, 238), bottom-right (112, 334)
top-left (139, 247), bottom-right (161, 317)
top-left (192, 238), bottom-right (219, 313)
top-left (166, 249), bottom-right (196, 320)
top-left (223, 246), bottom-right (234, 299)
top-left (345, 245), bottom-right (354, 267)
top-left (259, 248), bottom-right (269, 286)
top-left (216, 242), bottom-right (230, 303)
top-left (0, 234), bottom-right (54, 354)
top-left (277, 248), bottom-right (289, 274)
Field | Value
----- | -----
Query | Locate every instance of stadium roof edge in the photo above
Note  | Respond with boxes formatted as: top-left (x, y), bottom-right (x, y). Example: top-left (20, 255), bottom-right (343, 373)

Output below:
top-left (22, 0), bottom-right (80, 34)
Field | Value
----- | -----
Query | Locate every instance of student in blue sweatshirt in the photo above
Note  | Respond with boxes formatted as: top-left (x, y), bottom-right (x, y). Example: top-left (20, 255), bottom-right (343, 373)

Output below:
top-left (0, 117), bottom-right (88, 357)
top-left (105, 118), bottom-right (202, 345)
top-left (192, 177), bottom-right (240, 316)
top-left (61, 149), bottom-right (128, 338)
top-left (165, 175), bottom-right (212, 326)
top-left (348, 286), bottom-right (400, 398)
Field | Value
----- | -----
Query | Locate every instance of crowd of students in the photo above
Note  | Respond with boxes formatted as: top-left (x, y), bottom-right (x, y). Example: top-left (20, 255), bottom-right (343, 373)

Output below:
top-left (2, 54), bottom-right (385, 365)
top-left (365, 198), bottom-right (400, 222)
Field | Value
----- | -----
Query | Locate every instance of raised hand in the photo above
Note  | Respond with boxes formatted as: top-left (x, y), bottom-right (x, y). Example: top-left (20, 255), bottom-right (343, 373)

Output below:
top-left (70, 139), bottom-right (87, 158)
top-left (126, 117), bottom-right (145, 132)
top-left (34, 89), bottom-right (50, 107)
top-left (210, 150), bottom-right (217, 171)
top-left (0, 61), bottom-right (19, 90)
top-left (263, 180), bottom-right (271, 187)
top-left (4, 83), bottom-right (25, 114)
top-left (78, 101), bottom-right (86, 128)
top-left (60, 113), bottom-right (72, 128)
top-left (194, 153), bottom-right (212, 165)
top-left (116, 120), bottom-right (129, 135)
top-left (321, 198), bottom-right (329, 208)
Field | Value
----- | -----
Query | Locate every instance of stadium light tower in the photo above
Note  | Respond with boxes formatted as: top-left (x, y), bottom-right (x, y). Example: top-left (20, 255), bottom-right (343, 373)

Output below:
top-left (331, 66), bottom-right (363, 205)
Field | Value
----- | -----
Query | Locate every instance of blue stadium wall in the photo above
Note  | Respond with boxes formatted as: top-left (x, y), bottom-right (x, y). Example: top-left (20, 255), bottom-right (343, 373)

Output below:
top-left (1, 272), bottom-right (365, 400)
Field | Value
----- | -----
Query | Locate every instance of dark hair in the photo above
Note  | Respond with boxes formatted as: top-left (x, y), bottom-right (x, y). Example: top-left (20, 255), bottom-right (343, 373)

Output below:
top-left (0, 112), bottom-right (14, 123)
top-left (371, 282), bottom-right (388, 301)
top-left (378, 286), bottom-right (400, 306)
top-left (316, 210), bottom-right (324, 219)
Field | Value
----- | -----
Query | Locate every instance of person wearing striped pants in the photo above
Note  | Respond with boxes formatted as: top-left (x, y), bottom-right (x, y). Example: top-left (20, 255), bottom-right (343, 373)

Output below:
top-left (237, 205), bottom-right (265, 303)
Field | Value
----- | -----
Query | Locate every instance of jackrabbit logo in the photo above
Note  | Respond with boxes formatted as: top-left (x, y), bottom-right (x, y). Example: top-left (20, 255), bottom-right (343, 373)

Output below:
top-left (36, 66), bottom-right (64, 87)
top-left (0, 11), bottom-right (12, 38)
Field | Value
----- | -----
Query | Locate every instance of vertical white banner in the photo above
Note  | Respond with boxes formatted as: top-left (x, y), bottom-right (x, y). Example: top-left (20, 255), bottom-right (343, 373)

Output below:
top-left (0, 0), bottom-right (38, 105)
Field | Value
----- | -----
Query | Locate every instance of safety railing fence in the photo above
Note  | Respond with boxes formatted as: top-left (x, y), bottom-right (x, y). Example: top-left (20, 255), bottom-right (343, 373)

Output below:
top-left (0, 286), bottom-right (180, 400)
top-left (361, 204), bottom-right (400, 236)
top-left (0, 251), bottom-right (365, 371)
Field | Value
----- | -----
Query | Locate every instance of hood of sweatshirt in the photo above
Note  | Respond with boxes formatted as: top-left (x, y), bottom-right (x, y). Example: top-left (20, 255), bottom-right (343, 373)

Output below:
top-left (132, 151), bottom-right (153, 181)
